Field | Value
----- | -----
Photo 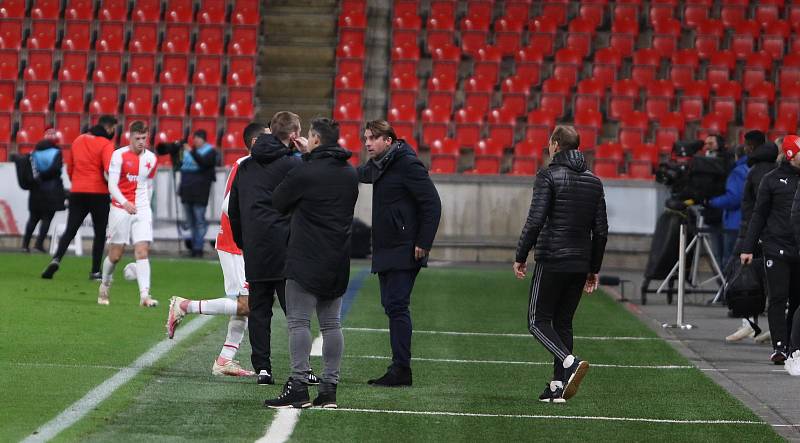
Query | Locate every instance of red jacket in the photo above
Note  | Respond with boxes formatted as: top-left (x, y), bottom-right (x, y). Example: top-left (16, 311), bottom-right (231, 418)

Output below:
top-left (67, 131), bottom-right (115, 194)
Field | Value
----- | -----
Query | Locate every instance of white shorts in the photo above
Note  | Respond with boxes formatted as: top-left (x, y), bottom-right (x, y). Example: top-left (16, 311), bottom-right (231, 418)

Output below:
top-left (218, 250), bottom-right (248, 298)
top-left (107, 206), bottom-right (153, 245)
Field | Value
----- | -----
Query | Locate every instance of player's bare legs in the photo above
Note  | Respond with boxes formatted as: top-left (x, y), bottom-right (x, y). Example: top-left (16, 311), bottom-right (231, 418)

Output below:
top-left (134, 241), bottom-right (158, 307)
top-left (99, 243), bottom-right (125, 305)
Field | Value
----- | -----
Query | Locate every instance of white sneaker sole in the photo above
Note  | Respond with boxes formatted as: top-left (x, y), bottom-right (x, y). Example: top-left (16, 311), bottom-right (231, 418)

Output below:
top-left (563, 361), bottom-right (590, 400)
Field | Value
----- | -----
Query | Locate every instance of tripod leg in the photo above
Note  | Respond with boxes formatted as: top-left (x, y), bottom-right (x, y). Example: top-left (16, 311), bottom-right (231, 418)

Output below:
top-left (641, 279), bottom-right (649, 305)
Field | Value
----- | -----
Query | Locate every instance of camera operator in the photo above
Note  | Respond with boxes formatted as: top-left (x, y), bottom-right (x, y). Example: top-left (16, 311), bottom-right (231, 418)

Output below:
top-left (179, 129), bottom-right (218, 258)
top-left (705, 144), bottom-right (749, 269)
top-left (699, 135), bottom-right (732, 266)
top-left (741, 136), bottom-right (800, 364)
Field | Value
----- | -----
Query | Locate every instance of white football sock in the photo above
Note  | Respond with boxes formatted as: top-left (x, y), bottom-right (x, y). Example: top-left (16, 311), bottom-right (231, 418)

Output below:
top-left (136, 259), bottom-right (151, 300)
top-left (563, 355), bottom-right (576, 369)
top-left (187, 298), bottom-right (238, 315)
top-left (102, 256), bottom-right (116, 286)
top-left (220, 315), bottom-right (248, 360)
top-left (550, 380), bottom-right (564, 390)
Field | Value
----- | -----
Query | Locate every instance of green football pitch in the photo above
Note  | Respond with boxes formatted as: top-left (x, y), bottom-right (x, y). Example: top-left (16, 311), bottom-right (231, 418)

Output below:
top-left (0, 252), bottom-right (782, 442)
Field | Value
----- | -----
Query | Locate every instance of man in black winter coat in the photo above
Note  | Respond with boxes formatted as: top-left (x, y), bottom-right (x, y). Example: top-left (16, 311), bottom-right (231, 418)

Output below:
top-left (264, 118), bottom-right (359, 409)
top-left (22, 129), bottom-right (66, 253)
top-left (741, 136), bottom-right (800, 365)
top-left (228, 131), bottom-right (299, 382)
top-left (513, 125), bottom-right (607, 403)
top-left (738, 131), bottom-right (779, 248)
top-left (357, 120), bottom-right (441, 387)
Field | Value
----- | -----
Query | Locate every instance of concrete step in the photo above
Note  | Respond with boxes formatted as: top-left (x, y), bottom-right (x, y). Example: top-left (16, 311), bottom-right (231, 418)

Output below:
top-left (268, 0), bottom-right (337, 9)
top-left (260, 45), bottom-right (335, 70)
top-left (258, 73), bottom-right (332, 99)
top-left (256, 100), bottom-right (333, 127)
top-left (263, 13), bottom-right (335, 40)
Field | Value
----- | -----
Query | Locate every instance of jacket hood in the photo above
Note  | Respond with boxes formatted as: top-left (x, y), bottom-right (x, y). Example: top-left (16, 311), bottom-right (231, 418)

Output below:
top-left (250, 133), bottom-right (291, 163)
top-left (35, 139), bottom-right (59, 151)
top-left (303, 144), bottom-right (352, 161)
top-left (551, 149), bottom-right (588, 173)
top-left (373, 139), bottom-right (416, 167)
top-left (88, 124), bottom-right (112, 140)
top-left (748, 142), bottom-right (779, 166)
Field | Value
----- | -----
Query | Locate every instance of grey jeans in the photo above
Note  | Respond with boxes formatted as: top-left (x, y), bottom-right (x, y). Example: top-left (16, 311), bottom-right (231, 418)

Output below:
top-left (286, 279), bottom-right (344, 384)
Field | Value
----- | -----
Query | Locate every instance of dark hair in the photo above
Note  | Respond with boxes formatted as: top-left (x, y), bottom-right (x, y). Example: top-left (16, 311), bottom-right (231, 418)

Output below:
top-left (310, 117), bottom-right (340, 146)
top-left (365, 120), bottom-right (398, 144)
top-left (98, 115), bottom-right (118, 127)
top-left (712, 134), bottom-right (726, 152)
top-left (243, 122), bottom-right (266, 149)
top-left (129, 120), bottom-right (148, 135)
top-left (550, 125), bottom-right (580, 150)
top-left (270, 111), bottom-right (301, 141)
top-left (744, 130), bottom-right (766, 147)
top-left (193, 129), bottom-right (208, 141)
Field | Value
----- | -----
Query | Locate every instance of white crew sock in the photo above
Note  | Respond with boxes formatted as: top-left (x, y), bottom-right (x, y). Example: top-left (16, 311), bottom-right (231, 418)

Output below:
top-left (563, 355), bottom-right (576, 369)
top-left (102, 256), bottom-right (116, 286)
top-left (135, 259), bottom-right (151, 300)
top-left (187, 298), bottom-right (238, 315)
top-left (220, 315), bottom-right (248, 360)
top-left (550, 380), bottom-right (564, 391)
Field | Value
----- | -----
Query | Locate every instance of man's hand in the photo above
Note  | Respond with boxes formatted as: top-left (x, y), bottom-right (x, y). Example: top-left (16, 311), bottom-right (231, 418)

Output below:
top-left (740, 253), bottom-right (753, 265)
top-left (414, 246), bottom-right (428, 261)
top-left (584, 273), bottom-right (599, 294)
top-left (292, 137), bottom-right (309, 153)
top-left (513, 262), bottom-right (527, 279)
top-left (123, 201), bottom-right (137, 215)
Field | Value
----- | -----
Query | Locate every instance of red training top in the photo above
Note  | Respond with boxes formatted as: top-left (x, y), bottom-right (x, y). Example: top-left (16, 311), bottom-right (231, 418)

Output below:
top-left (67, 133), bottom-right (115, 194)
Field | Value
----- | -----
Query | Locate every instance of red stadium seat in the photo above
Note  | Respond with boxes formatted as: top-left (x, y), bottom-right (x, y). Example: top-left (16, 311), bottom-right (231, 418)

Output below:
top-left (132, 0), bottom-right (161, 22)
top-left (66, 0), bottom-right (94, 20)
top-left (743, 112), bottom-right (770, 134)
top-left (510, 140), bottom-right (542, 176)
top-left (230, 27), bottom-right (258, 56)
top-left (93, 52), bottom-right (122, 83)
top-left (669, 49), bottom-right (699, 89)
top-left (163, 23), bottom-right (192, 54)
top-left (191, 117), bottom-right (217, 145)
top-left (744, 81), bottom-right (776, 116)
top-left (0, 80), bottom-right (15, 112)
top-left (62, 21), bottom-right (92, 51)
top-left (221, 119), bottom-right (251, 149)
top-left (631, 48), bottom-right (661, 87)
top-left (339, 12), bottom-right (367, 31)
top-left (460, 16), bottom-right (489, 54)
top-left (565, 17), bottom-right (596, 57)
top-left (780, 54), bottom-right (800, 87)
top-left (463, 75), bottom-right (493, 115)
top-left (761, 21), bottom-right (790, 61)
top-left (613, 1), bottom-right (639, 22)
top-left (430, 138), bottom-right (460, 174)
top-left (160, 54), bottom-right (189, 85)
top-left (0, 49), bottom-right (17, 80)
top-left (578, 0), bottom-right (605, 26)
top-left (430, 1), bottom-right (456, 20)
top-left (525, 109), bottom-right (557, 148)
top-left (649, 0), bottom-right (676, 26)
top-left (454, 107), bottom-right (484, 147)
top-left (720, 1), bottom-right (746, 27)
top-left (190, 86), bottom-right (219, 117)
top-left (651, 17), bottom-right (680, 55)
top-left (56, 82), bottom-right (85, 113)
top-left (130, 23), bottom-right (159, 53)
top-left (594, 142), bottom-right (624, 162)
top-left (529, 16), bottom-right (558, 56)
top-left (126, 54), bottom-right (156, 84)
top-left (618, 111), bottom-right (648, 150)
top-left (225, 87), bottom-right (254, 118)
top-left (495, 17), bottom-right (525, 55)
top-left (89, 83), bottom-right (120, 116)
top-left (683, 0), bottom-right (711, 28)
top-left (501, 75), bottom-right (531, 116)
top-left (55, 113), bottom-right (83, 146)
top-left (469, 139), bottom-right (504, 174)
top-left (655, 112), bottom-right (685, 153)
top-left (778, 82), bottom-right (800, 118)
top-left (18, 113), bottom-right (48, 144)
top-left (96, 21), bottom-right (125, 52)
top-left (730, 20), bottom-right (759, 59)
top-left (58, 51), bottom-right (88, 81)
top-left (515, 46), bottom-right (544, 86)
top-left (706, 51), bottom-right (735, 88)
top-left (99, 0), bottom-right (127, 21)
top-left (198, 1), bottom-right (226, 24)
top-left (574, 108), bottom-right (603, 148)
top-left (539, 78), bottom-right (572, 118)
top-left (553, 48), bottom-right (583, 86)
top-left (771, 112), bottom-right (799, 139)
top-left (20, 81), bottom-right (50, 113)
top-left (125, 84), bottom-right (154, 115)
top-left (155, 116), bottom-right (186, 145)
top-left (31, 0), bottom-right (60, 19)
top-left (754, 1), bottom-right (781, 27)
top-left (742, 52), bottom-right (773, 91)
top-left (473, 45), bottom-right (502, 82)
top-left (0, 0), bottom-right (26, 18)
top-left (393, 14), bottom-right (421, 32)
top-left (608, 79), bottom-right (639, 121)
top-left (610, 18), bottom-right (638, 57)
top-left (694, 19), bottom-right (724, 59)
top-left (678, 81), bottom-right (708, 122)
top-left (232, 1), bottom-right (260, 26)
top-left (574, 78), bottom-right (605, 113)
top-left (592, 47), bottom-right (622, 87)
top-left (227, 57), bottom-right (256, 87)
top-left (487, 107), bottom-right (518, 147)
top-left (0, 112), bottom-right (11, 143)
top-left (0, 19), bottom-right (24, 49)
top-left (158, 86), bottom-right (187, 116)
top-left (420, 106), bottom-right (450, 147)
top-left (193, 55), bottom-right (222, 85)
top-left (644, 80), bottom-right (675, 121)
top-left (28, 20), bottom-right (57, 50)
top-left (24, 50), bottom-right (53, 81)
top-left (700, 112), bottom-right (730, 136)
top-left (594, 161), bottom-right (621, 178)
top-left (196, 25), bottom-right (225, 55)
top-left (542, 1), bottom-right (568, 25)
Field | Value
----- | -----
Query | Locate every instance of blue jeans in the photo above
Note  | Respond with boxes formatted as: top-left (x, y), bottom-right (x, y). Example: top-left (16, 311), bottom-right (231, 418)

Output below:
top-left (722, 229), bottom-right (738, 269)
top-left (183, 203), bottom-right (208, 252)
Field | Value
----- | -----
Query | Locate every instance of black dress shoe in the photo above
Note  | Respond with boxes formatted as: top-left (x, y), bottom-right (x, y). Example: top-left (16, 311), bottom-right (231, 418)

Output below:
top-left (368, 365), bottom-right (412, 387)
top-left (41, 260), bottom-right (60, 279)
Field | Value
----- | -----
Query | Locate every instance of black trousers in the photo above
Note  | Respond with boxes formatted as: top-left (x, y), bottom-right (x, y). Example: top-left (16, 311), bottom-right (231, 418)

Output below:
top-left (23, 208), bottom-right (55, 250)
top-left (52, 193), bottom-right (110, 274)
top-left (527, 263), bottom-right (587, 382)
top-left (248, 280), bottom-right (287, 373)
top-left (763, 255), bottom-right (800, 350)
top-left (378, 268), bottom-right (420, 369)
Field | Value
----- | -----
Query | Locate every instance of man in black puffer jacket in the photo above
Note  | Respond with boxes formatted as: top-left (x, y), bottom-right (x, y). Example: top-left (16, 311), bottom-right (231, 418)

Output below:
top-left (741, 135), bottom-right (800, 364)
top-left (266, 118), bottom-right (359, 409)
top-left (738, 131), bottom-right (779, 248)
top-left (357, 120), bottom-right (441, 388)
top-left (228, 131), bottom-right (299, 381)
top-left (514, 125), bottom-right (607, 403)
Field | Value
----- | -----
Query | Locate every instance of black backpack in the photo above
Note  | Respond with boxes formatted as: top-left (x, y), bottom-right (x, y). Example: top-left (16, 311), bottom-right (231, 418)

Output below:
top-left (725, 258), bottom-right (766, 318)
top-left (12, 153), bottom-right (37, 190)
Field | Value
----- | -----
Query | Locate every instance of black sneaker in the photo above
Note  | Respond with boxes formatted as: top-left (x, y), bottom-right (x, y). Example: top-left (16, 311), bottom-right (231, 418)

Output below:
top-left (312, 382), bottom-right (337, 408)
top-left (264, 379), bottom-right (311, 409)
top-left (257, 370), bottom-right (275, 385)
top-left (563, 358), bottom-right (590, 400)
top-left (771, 349), bottom-right (787, 365)
top-left (538, 383), bottom-right (566, 404)
top-left (41, 260), bottom-right (60, 279)
top-left (368, 365), bottom-right (412, 387)
top-left (89, 272), bottom-right (102, 281)
top-left (306, 369), bottom-right (320, 385)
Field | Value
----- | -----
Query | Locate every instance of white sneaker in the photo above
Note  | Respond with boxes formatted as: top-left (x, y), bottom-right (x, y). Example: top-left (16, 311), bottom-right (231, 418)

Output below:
top-left (725, 320), bottom-right (755, 342)
top-left (166, 296), bottom-right (187, 339)
top-left (754, 330), bottom-right (771, 344)
top-left (212, 357), bottom-right (255, 377)
top-left (98, 283), bottom-right (111, 305)
top-left (785, 351), bottom-right (800, 376)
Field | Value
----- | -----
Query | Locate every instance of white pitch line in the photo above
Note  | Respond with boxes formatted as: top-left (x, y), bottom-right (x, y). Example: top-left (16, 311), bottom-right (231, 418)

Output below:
top-left (342, 327), bottom-right (661, 341)
top-left (314, 407), bottom-right (782, 426)
top-left (21, 316), bottom-right (213, 443)
top-left (256, 409), bottom-right (300, 443)
top-left (347, 354), bottom-right (698, 370)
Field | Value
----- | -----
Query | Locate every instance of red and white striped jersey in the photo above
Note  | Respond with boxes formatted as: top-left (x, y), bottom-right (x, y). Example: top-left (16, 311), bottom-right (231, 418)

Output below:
top-left (216, 155), bottom-right (249, 255)
top-left (108, 146), bottom-right (157, 210)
